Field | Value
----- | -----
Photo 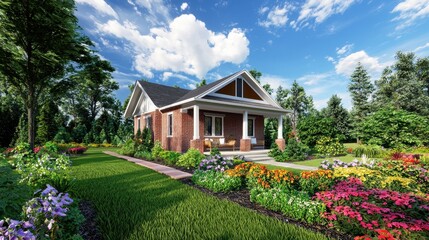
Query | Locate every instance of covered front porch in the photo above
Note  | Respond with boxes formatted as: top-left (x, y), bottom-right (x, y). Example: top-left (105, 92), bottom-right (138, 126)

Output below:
top-left (183, 102), bottom-right (287, 153)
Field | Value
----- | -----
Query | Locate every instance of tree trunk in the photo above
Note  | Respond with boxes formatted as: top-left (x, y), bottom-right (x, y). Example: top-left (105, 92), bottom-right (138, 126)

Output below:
top-left (27, 87), bottom-right (36, 150)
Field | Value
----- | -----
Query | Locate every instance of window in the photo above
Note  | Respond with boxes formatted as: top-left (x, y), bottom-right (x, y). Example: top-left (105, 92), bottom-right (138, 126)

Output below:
top-left (204, 115), bottom-right (223, 136)
top-left (145, 115), bottom-right (152, 130)
top-left (167, 113), bottom-right (173, 137)
top-left (137, 117), bottom-right (141, 131)
top-left (236, 78), bottom-right (243, 97)
top-left (248, 118), bottom-right (255, 137)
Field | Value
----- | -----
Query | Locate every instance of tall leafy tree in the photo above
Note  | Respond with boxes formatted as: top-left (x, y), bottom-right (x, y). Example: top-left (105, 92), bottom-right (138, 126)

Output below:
top-left (373, 52), bottom-right (429, 116)
top-left (249, 69), bottom-right (262, 82)
top-left (321, 95), bottom-right (350, 141)
top-left (0, 81), bottom-right (22, 146)
top-left (196, 79), bottom-right (207, 88)
top-left (348, 63), bottom-right (374, 123)
top-left (0, 0), bottom-right (90, 148)
top-left (276, 81), bottom-right (313, 140)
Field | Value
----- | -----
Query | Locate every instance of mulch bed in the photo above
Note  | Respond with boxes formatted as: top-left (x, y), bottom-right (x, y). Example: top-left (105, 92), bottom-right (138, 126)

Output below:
top-left (179, 177), bottom-right (353, 240)
top-left (79, 200), bottom-right (102, 240)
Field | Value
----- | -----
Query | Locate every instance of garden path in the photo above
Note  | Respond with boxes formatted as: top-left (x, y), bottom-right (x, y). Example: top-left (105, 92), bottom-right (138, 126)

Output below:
top-left (103, 151), bottom-right (192, 179)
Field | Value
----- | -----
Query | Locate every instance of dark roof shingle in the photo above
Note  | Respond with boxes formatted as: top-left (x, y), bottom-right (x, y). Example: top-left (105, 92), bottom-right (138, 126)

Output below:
top-left (138, 81), bottom-right (190, 107)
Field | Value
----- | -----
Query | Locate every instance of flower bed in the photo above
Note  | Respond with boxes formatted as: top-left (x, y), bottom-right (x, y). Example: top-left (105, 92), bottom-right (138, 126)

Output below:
top-left (191, 150), bottom-right (429, 239)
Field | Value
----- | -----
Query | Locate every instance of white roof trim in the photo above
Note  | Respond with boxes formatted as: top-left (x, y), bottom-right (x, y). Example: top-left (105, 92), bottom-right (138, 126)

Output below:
top-left (124, 81), bottom-right (141, 118)
top-left (196, 98), bottom-right (291, 113)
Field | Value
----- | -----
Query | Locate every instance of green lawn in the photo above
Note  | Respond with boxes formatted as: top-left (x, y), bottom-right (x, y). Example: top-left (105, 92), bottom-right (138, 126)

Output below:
top-left (71, 148), bottom-right (328, 240)
top-left (262, 164), bottom-right (304, 175)
top-left (292, 154), bottom-right (357, 167)
top-left (0, 158), bottom-right (32, 219)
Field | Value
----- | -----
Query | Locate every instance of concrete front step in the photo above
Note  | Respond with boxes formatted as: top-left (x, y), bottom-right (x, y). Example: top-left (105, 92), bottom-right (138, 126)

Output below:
top-left (245, 156), bottom-right (274, 161)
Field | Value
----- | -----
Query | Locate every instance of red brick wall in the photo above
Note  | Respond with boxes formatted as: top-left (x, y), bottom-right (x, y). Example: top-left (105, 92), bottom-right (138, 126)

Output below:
top-left (158, 109), bottom-right (265, 153)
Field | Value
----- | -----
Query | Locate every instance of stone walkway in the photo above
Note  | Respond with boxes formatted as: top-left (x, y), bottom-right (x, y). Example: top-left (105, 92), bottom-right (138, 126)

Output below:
top-left (103, 151), bottom-right (192, 179)
top-left (255, 159), bottom-right (318, 171)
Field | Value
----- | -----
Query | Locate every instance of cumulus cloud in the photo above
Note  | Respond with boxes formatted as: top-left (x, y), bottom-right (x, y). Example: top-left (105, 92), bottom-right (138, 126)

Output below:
top-left (96, 14), bottom-right (249, 78)
top-left (335, 51), bottom-right (385, 77)
top-left (392, 0), bottom-right (429, 30)
top-left (297, 72), bottom-right (334, 86)
top-left (180, 2), bottom-right (189, 11)
top-left (259, 4), bottom-right (293, 28)
top-left (291, 0), bottom-right (357, 30)
top-left (76, 0), bottom-right (119, 19)
top-left (336, 44), bottom-right (353, 55)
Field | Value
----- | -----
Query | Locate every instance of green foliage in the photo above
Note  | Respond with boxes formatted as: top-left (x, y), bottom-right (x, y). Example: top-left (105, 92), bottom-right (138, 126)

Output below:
top-left (151, 141), bottom-right (164, 159)
top-left (282, 138), bottom-right (310, 161)
top-left (348, 63), bottom-right (375, 124)
top-left (176, 148), bottom-right (205, 169)
top-left (250, 187), bottom-right (326, 224)
top-left (315, 137), bottom-right (345, 157)
top-left (297, 112), bottom-right (337, 147)
top-left (0, 82), bottom-right (22, 147)
top-left (192, 170), bottom-right (242, 192)
top-left (357, 108), bottom-right (429, 148)
top-left (43, 141), bottom-right (59, 154)
top-left (56, 202), bottom-right (85, 240)
top-left (268, 142), bottom-right (282, 158)
top-left (210, 147), bottom-right (221, 156)
top-left (353, 145), bottom-right (384, 158)
top-left (139, 127), bottom-right (153, 152)
top-left (134, 150), bottom-right (153, 161)
top-left (72, 124), bottom-right (87, 143)
top-left (321, 95), bottom-right (351, 141)
top-left (119, 139), bottom-right (137, 156)
top-left (159, 151), bottom-right (181, 165)
top-left (54, 127), bottom-right (72, 143)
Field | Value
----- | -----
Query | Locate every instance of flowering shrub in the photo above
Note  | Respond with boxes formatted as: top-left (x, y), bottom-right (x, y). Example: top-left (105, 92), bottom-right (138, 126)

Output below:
top-left (316, 177), bottom-right (429, 239)
top-left (66, 147), bottom-right (87, 155)
top-left (319, 158), bottom-right (375, 170)
top-left (315, 137), bottom-right (345, 157)
top-left (192, 170), bottom-right (242, 192)
top-left (225, 162), bottom-right (255, 178)
top-left (299, 170), bottom-right (334, 196)
top-left (250, 187), bottom-right (326, 224)
top-left (198, 155), bottom-right (234, 172)
top-left (0, 185), bottom-right (81, 240)
top-left (247, 165), bottom-right (297, 190)
top-left (2, 147), bottom-right (15, 157)
top-left (12, 153), bottom-right (72, 188)
top-left (333, 167), bottom-right (380, 182)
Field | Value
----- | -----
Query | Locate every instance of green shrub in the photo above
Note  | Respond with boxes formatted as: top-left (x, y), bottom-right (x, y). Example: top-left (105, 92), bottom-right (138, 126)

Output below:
top-left (119, 139), bottom-right (137, 156)
top-left (210, 147), bottom-right (221, 156)
top-left (151, 141), bottom-right (163, 159)
top-left (250, 187), bottom-right (326, 224)
top-left (176, 148), bottom-right (205, 169)
top-left (159, 150), bottom-right (181, 165)
top-left (43, 141), bottom-right (59, 154)
top-left (134, 150), bottom-right (153, 161)
top-left (353, 145), bottom-right (384, 158)
top-left (56, 202), bottom-right (85, 240)
top-left (281, 138), bottom-right (310, 161)
top-left (268, 142), bottom-right (282, 159)
top-left (315, 137), bottom-right (345, 157)
top-left (192, 170), bottom-right (242, 192)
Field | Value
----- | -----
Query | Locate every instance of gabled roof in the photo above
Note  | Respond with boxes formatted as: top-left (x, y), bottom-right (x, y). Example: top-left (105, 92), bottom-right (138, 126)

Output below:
top-left (175, 72), bottom-right (238, 102)
top-left (138, 80), bottom-right (190, 107)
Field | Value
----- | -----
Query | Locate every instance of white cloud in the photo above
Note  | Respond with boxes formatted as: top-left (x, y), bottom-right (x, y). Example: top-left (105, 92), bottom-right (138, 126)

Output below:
top-left (161, 71), bottom-right (191, 81)
top-left (180, 2), bottom-right (189, 11)
top-left (326, 56), bottom-right (336, 63)
top-left (415, 42), bottom-right (429, 52)
top-left (392, 0), bottom-right (429, 30)
top-left (259, 4), bottom-right (293, 28)
top-left (336, 44), bottom-right (353, 55)
top-left (260, 74), bottom-right (290, 94)
top-left (76, 0), bottom-right (119, 19)
top-left (335, 51), bottom-right (385, 77)
top-left (297, 72), bottom-right (333, 86)
top-left (134, 0), bottom-right (171, 23)
top-left (291, 0), bottom-right (357, 30)
top-left (96, 14), bottom-right (249, 78)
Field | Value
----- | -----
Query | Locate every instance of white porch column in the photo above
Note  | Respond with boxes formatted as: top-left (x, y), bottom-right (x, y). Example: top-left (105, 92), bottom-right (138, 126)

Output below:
top-left (243, 110), bottom-right (249, 139)
top-left (277, 115), bottom-right (283, 139)
top-left (193, 105), bottom-right (200, 140)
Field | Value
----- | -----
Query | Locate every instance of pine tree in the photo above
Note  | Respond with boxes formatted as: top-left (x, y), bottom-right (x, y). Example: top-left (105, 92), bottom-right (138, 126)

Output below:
top-left (322, 95), bottom-right (350, 141)
top-left (348, 63), bottom-right (375, 123)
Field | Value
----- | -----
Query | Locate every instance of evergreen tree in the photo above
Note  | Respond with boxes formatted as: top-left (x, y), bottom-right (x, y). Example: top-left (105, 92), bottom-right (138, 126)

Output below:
top-left (321, 95), bottom-right (350, 141)
top-left (249, 69), bottom-right (262, 83)
top-left (348, 63), bottom-right (374, 123)
top-left (196, 79), bottom-right (207, 88)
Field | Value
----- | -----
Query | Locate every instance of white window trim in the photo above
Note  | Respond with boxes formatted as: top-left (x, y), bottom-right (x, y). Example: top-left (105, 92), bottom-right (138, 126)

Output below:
top-left (203, 114), bottom-right (224, 137)
top-left (248, 117), bottom-right (255, 137)
top-left (167, 113), bottom-right (173, 137)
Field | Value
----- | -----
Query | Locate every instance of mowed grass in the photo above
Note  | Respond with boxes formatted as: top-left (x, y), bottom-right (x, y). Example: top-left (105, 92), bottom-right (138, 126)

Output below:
top-left (293, 154), bottom-right (357, 167)
top-left (71, 148), bottom-right (329, 240)
top-left (262, 164), bottom-right (304, 175)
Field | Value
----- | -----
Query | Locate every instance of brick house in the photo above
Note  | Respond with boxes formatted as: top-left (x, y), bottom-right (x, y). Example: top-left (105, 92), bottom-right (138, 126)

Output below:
top-left (124, 70), bottom-right (289, 153)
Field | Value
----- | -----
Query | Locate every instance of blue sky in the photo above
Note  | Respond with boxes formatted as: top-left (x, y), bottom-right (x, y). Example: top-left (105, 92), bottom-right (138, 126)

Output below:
top-left (75, 0), bottom-right (429, 109)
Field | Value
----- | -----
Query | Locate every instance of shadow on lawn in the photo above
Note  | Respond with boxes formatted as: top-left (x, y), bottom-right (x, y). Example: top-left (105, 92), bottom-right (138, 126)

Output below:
top-left (71, 153), bottom-right (189, 240)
